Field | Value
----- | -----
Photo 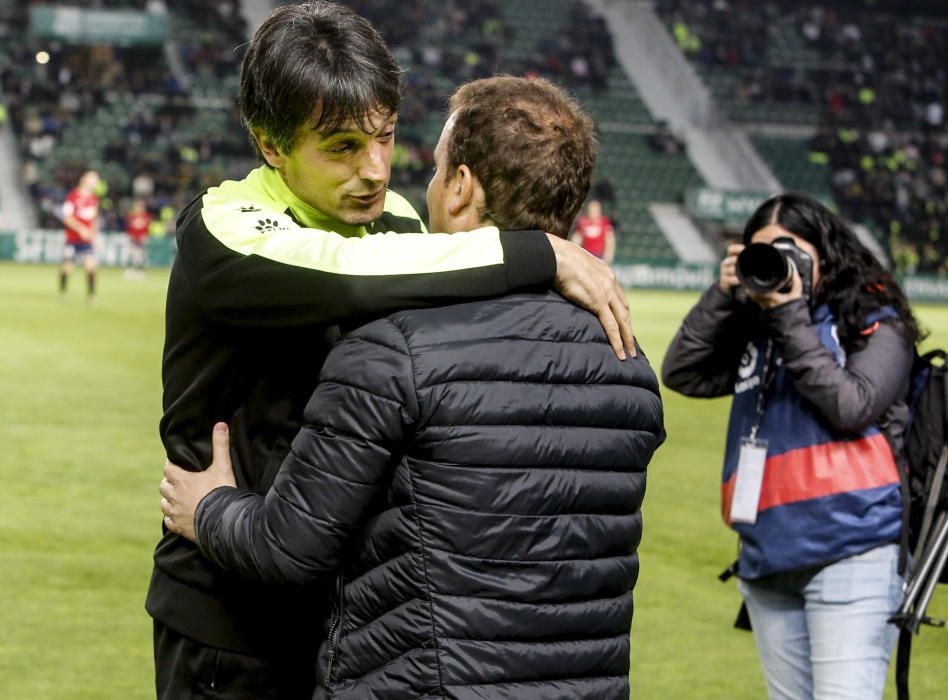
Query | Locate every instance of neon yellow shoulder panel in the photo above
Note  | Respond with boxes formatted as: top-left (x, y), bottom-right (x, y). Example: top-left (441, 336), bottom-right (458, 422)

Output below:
top-left (381, 190), bottom-right (429, 233)
top-left (200, 168), bottom-right (499, 275)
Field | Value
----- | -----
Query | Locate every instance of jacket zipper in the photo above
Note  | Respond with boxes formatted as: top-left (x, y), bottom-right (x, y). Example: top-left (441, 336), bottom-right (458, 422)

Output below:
top-left (325, 572), bottom-right (344, 682)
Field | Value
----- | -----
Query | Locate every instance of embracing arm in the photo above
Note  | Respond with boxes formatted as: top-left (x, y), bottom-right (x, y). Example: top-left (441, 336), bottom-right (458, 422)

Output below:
top-left (180, 191), bottom-right (551, 326)
top-left (762, 300), bottom-right (913, 432)
top-left (661, 284), bottom-right (753, 397)
top-left (192, 319), bottom-right (416, 584)
top-left (178, 188), bottom-right (632, 356)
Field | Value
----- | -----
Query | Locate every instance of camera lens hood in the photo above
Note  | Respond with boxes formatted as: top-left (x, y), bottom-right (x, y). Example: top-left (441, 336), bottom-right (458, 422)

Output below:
top-left (736, 243), bottom-right (791, 294)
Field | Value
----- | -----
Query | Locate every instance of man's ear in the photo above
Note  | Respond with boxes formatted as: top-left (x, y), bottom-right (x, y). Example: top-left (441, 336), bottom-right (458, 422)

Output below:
top-left (251, 128), bottom-right (284, 169)
top-left (447, 164), bottom-right (485, 218)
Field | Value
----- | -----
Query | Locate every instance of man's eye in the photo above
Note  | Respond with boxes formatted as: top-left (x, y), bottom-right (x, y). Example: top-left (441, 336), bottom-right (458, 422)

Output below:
top-left (330, 141), bottom-right (355, 154)
top-left (379, 130), bottom-right (395, 141)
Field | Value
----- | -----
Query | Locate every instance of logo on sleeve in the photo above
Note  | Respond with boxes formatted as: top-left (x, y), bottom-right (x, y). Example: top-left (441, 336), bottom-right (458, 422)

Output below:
top-left (239, 205), bottom-right (261, 213)
top-left (255, 218), bottom-right (280, 233)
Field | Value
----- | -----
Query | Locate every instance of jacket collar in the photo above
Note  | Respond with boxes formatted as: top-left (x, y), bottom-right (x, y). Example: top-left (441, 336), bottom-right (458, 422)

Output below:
top-left (254, 166), bottom-right (367, 238)
top-left (811, 302), bottom-right (832, 323)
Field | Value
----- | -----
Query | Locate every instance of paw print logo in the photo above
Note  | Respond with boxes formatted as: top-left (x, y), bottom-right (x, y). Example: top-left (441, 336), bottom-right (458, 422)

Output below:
top-left (255, 218), bottom-right (279, 233)
top-left (240, 205), bottom-right (261, 213)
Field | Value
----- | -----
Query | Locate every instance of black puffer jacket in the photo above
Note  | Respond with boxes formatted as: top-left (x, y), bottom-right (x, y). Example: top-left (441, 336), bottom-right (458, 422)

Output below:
top-left (195, 291), bottom-right (665, 699)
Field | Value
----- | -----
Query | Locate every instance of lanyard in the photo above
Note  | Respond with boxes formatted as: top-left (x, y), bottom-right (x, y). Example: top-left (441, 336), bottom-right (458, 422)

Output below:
top-left (749, 339), bottom-right (776, 440)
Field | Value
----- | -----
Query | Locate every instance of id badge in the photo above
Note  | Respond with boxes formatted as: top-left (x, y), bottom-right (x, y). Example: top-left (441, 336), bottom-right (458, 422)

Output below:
top-left (730, 438), bottom-right (768, 524)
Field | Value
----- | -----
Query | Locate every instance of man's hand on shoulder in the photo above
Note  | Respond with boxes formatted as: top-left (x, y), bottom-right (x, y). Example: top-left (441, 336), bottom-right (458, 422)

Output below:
top-left (547, 234), bottom-right (635, 359)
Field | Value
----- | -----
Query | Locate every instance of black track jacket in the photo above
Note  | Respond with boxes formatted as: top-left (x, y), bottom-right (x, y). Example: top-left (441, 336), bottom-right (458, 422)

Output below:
top-left (146, 166), bottom-right (556, 658)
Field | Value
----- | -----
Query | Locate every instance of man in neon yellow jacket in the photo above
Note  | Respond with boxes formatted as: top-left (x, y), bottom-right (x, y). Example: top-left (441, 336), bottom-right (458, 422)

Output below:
top-left (147, 3), bottom-right (632, 699)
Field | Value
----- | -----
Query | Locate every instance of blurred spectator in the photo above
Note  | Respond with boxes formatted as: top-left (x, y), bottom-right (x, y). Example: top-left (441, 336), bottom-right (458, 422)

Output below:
top-left (649, 120), bottom-right (686, 155)
top-left (59, 170), bottom-right (100, 303)
top-left (571, 199), bottom-right (616, 264)
top-left (132, 172), bottom-right (155, 199)
top-left (124, 197), bottom-right (152, 278)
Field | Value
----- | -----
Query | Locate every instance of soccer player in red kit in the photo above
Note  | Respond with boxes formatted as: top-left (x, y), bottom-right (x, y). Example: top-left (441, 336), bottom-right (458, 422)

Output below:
top-left (125, 198), bottom-right (151, 279)
top-left (60, 170), bottom-right (101, 301)
top-left (571, 199), bottom-right (615, 264)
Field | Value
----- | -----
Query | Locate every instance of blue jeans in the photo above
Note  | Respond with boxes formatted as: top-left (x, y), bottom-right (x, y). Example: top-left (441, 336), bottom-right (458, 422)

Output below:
top-left (738, 544), bottom-right (903, 700)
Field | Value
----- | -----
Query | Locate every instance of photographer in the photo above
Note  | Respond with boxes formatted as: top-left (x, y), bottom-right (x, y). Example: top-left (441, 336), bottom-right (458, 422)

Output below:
top-left (662, 193), bottom-right (923, 699)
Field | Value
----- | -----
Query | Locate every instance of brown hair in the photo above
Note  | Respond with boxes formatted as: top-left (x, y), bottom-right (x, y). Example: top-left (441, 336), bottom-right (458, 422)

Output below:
top-left (446, 76), bottom-right (598, 236)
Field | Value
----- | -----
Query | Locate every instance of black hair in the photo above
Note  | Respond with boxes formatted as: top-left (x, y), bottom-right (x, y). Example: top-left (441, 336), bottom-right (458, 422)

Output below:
top-left (239, 1), bottom-right (401, 159)
top-left (743, 192), bottom-right (924, 351)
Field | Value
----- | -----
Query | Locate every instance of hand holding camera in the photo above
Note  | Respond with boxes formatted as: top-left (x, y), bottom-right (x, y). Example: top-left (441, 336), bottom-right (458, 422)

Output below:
top-left (718, 243), bottom-right (745, 294)
top-left (721, 236), bottom-right (815, 309)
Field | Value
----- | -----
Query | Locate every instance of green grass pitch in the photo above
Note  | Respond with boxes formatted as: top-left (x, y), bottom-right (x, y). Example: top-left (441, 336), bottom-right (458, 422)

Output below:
top-left (0, 261), bottom-right (945, 699)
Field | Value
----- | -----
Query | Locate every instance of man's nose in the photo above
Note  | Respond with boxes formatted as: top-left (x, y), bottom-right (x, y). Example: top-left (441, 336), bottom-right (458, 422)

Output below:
top-left (358, 142), bottom-right (388, 184)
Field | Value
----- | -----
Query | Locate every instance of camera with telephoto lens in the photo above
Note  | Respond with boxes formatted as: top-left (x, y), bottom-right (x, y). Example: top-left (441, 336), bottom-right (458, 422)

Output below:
top-left (736, 236), bottom-right (814, 301)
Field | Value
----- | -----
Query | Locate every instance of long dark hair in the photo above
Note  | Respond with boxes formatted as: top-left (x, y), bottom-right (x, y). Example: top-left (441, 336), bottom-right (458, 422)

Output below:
top-left (743, 193), bottom-right (924, 351)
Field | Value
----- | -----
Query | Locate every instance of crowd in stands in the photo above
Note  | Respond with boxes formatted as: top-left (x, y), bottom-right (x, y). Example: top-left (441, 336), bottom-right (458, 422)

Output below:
top-left (658, 0), bottom-right (947, 132)
top-left (659, 1), bottom-right (770, 74)
top-left (4, 0), bottom-right (946, 275)
top-left (811, 127), bottom-right (948, 274)
top-left (1, 0), bottom-right (618, 233)
top-left (657, 0), bottom-right (948, 274)
top-left (0, 0), bottom-right (252, 234)
top-left (348, 0), bottom-right (618, 191)
top-left (531, 3), bottom-right (616, 91)
top-left (1, 0), bottom-right (621, 246)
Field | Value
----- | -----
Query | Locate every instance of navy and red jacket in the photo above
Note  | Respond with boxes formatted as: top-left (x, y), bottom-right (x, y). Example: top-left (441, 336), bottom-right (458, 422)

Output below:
top-left (662, 285), bottom-right (913, 579)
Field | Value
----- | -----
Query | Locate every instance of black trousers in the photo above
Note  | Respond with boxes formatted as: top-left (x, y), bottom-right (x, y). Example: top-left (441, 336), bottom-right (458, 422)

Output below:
top-left (153, 620), bottom-right (316, 700)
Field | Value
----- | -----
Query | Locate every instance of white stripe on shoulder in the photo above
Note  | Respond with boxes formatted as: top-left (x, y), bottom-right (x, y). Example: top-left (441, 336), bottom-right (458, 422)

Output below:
top-left (200, 187), bottom-right (503, 275)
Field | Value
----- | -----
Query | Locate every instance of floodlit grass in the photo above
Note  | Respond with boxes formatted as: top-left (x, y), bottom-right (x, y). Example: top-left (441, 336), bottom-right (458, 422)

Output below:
top-left (0, 262), bottom-right (945, 699)
top-left (0, 263), bottom-right (166, 700)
